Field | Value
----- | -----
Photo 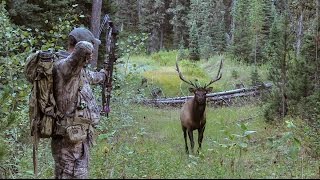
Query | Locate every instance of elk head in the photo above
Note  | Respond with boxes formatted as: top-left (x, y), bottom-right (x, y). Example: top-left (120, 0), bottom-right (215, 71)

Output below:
top-left (175, 56), bottom-right (223, 104)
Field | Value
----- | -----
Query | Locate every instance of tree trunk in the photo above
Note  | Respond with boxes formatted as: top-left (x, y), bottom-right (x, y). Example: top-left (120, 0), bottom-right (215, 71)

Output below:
top-left (160, 27), bottom-right (164, 50)
top-left (296, 12), bottom-right (303, 57)
top-left (90, 0), bottom-right (102, 68)
top-left (254, 34), bottom-right (257, 70)
top-left (147, 28), bottom-right (160, 54)
top-left (316, 0), bottom-right (320, 89)
top-left (137, 0), bottom-right (142, 22)
top-left (281, 5), bottom-right (289, 118)
top-left (223, 0), bottom-right (233, 46)
top-left (230, 0), bottom-right (237, 46)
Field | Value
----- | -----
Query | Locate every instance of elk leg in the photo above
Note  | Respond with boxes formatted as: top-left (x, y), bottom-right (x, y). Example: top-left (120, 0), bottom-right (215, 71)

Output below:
top-left (188, 130), bottom-right (194, 154)
top-left (197, 126), bottom-right (205, 153)
top-left (182, 127), bottom-right (189, 154)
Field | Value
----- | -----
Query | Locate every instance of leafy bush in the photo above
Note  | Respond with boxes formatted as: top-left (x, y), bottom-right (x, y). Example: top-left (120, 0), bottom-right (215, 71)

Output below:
top-left (263, 91), bottom-right (283, 123)
top-left (118, 32), bottom-right (149, 57)
top-left (250, 69), bottom-right (262, 86)
top-left (0, 2), bottom-right (79, 178)
top-left (295, 92), bottom-right (320, 157)
top-left (0, 0), bottom-right (32, 160)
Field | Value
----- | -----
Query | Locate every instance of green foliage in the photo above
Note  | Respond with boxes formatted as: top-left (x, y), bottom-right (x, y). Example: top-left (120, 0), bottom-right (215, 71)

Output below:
top-left (263, 5), bottom-right (294, 120)
top-left (89, 104), bottom-right (318, 178)
top-left (287, 55), bottom-right (312, 112)
top-left (2, 0), bottom-right (320, 177)
top-left (187, 0), bottom-right (226, 60)
top-left (250, 69), bottom-right (262, 86)
top-left (150, 50), bottom-right (178, 67)
top-left (188, 21), bottom-right (200, 61)
top-left (248, 0), bottom-right (267, 64)
top-left (217, 121), bottom-right (256, 158)
top-left (167, 0), bottom-right (190, 49)
top-left (118, 32), bottom-right (149, 58)
top-left (177, 38), bottom-right (189, 60)
top-left (138, 0), bottom-right (166, 54)
top-left (37, 15), bottom-right (78, 51)
top-left (113, 1), bottom-right (139, 34)
top-left (265, 120), bottom-right (304, 176)
top-left (151, 58), bottom-right (208, 96)
top-left (179, 59), bottom-right (207, 79)
top-left (197, 1), bottom-right (215, 61)
top-left (0, 1), bottom-right (30, 133)
top-left (0, 2), bottom-right (81, 178)
top-left (230, 0), bottom-right (252, 63)
top-left (231, 70), bottom-right (239, 79)
top-left (295, 92), bottom-right (320, 157)
top-left (267, 120), bottom-right (302, 158)
top-left (5, 0), bottom-right (112, 33)
top-left (263, 90), bottom-right (282, 122)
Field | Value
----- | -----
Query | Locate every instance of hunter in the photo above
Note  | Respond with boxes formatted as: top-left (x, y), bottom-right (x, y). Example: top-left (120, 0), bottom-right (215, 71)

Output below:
top-left (51, 27), bottom-right (106, 179)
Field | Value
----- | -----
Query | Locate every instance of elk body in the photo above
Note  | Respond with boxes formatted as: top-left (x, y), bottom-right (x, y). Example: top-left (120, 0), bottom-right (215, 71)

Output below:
top-left (176, 57), bottom-right (223, 154)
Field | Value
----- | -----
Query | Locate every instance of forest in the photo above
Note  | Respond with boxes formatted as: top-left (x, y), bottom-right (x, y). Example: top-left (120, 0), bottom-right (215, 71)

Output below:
top-left (0, 0), bottom-right (319, 179)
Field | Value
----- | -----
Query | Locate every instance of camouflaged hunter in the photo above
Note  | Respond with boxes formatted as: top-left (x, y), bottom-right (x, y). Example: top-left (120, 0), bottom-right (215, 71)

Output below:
top-left (25, 27), bottom-right (105, 179)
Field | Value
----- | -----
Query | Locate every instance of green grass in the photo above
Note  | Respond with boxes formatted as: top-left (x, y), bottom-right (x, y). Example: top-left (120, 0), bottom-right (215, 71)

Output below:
top-left (121, 51), bottom-right (270, 98)
top-left (14, 103), bottom-right (319, 179)
top-left (89, 104), bottom-right (319, 179)
top-left (11, 51), bottom-right (318, 179)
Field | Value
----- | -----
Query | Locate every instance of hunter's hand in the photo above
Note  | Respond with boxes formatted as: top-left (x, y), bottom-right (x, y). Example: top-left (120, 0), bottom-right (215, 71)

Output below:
top-left (99, 69), bottom-right (108, 82)
top-left (99, 69), bottom-right (107, 76)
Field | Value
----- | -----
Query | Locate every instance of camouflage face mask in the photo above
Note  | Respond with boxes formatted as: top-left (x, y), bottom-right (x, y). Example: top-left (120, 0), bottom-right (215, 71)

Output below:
top-left (72, 41), bottom-right (94, 66)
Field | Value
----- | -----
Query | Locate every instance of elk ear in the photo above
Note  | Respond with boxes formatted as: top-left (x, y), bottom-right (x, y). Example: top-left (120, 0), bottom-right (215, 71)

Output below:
top-left (189, 87), bottom-right (195, 93)
top-left (206, 87), bottom-right (213, 93)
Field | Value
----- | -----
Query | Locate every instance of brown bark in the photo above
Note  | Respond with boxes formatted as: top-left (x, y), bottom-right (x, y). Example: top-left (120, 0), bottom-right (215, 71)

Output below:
top-left (316, 0), bottom-right (320, 89)
top-left (296, 12), bottom-right (303, 57)
top-left (90, 0), bottom-right (102, 68)
top-left (223, 0), bottom-right (233, 45)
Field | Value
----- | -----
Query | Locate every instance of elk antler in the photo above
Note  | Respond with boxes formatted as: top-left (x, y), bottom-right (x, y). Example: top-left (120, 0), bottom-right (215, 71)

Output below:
top-left (175, 55), bottom-right (198, 88)
top-left (204, 58), bottom-right (223, 88)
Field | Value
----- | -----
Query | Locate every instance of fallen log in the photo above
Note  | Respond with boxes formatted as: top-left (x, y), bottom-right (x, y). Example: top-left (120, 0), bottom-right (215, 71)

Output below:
top-left (140, 82), bottom-right (272, 105)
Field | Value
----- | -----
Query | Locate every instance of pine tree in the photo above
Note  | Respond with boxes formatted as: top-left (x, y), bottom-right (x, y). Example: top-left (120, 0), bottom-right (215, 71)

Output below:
top-left (167, 0), bottom-right (190, 48)
top-left (198, 0), bottom-right (215, 60)
top-left (230, 0), bottom-right (252, 63)
top-left (113, 0), bottom-right (139, 33)
top-left (187, 0), bottom-right (201, 61)
top-left (189, 20), bottom-right (200, 61)
top-left (261, 0), bottom-right (277, 63)
top-left (5, 0), bottom-right (112, 32)
top-left (198, 0), bottom-right (226, 57)
top-left (212, 0), bottom-right (226, 53)
top-left (249, 0), bottom-right (265, 65)
top-left (264, 3), bottom-right (293, 120)
top-left (139, 0), bottom-right (166, 53)
top-left (248, 0), bottom-right (266, 85)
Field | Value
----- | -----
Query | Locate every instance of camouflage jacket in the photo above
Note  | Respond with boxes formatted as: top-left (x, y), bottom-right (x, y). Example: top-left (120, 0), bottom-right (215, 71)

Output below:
top-left (53, 45), bottom-right (105, 126)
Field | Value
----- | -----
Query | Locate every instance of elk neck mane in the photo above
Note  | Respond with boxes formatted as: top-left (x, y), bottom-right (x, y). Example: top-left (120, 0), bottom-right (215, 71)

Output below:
top-left (190, 97), bottom-right (206, 120)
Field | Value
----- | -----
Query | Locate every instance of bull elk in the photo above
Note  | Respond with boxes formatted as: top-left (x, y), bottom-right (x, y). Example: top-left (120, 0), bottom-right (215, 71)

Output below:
top-left (176, 57), bottom-right (223, 154)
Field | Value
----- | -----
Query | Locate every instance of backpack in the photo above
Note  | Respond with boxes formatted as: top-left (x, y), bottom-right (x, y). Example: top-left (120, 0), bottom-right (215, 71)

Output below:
top-left (25, 49), bottom-right (94, 140)
top-left (25, 50), bottom-right (61, 138)
top-left (25, 50), bottom-right (93, 176)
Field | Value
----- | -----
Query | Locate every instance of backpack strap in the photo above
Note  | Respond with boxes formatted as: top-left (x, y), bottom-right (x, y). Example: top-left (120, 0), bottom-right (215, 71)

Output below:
top-left (25, 51), bottom-right (40, 83)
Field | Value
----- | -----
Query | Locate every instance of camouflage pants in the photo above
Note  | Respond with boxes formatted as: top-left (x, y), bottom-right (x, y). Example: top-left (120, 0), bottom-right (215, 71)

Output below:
top-left (51, 136), bottom-right (90, 179)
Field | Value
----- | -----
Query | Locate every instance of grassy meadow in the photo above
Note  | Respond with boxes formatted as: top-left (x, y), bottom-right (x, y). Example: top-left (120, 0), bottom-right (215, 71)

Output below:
top-left (90, 105), bottom-right (319, 179)
top-left (89, 51), bottom-right (318, 179)
top-left (13, 51), bottom-right (319, 179)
